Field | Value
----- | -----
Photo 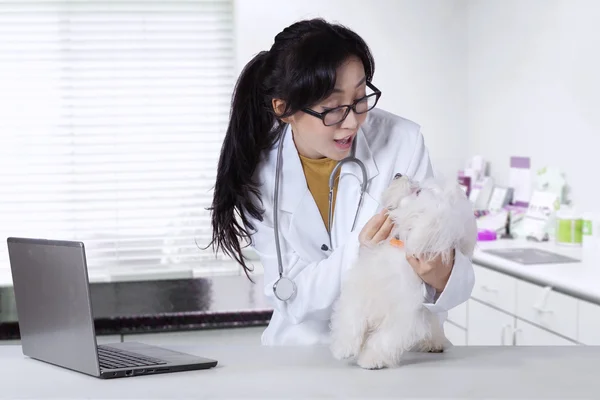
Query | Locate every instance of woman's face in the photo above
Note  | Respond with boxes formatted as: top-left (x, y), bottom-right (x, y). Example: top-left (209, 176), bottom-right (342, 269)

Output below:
top-left (281, 56), bottom-right (369, 161)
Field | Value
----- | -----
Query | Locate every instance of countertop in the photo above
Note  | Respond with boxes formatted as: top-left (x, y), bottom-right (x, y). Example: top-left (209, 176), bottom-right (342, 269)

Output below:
top-left (2, 237), bottom-right (599, 341)
top-left (0, 274), bottom-right (272, 340)
top-left (1, 344), bottom-right (598, 399)
top-left (472, 239), bottom-right (600, 305)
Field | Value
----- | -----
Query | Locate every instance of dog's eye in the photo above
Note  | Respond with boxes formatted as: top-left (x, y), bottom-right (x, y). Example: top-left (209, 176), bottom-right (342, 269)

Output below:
top-left (415, 189), bottom-right (422, 196)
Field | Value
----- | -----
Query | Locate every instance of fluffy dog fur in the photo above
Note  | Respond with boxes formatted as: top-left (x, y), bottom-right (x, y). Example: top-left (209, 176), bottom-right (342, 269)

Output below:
top-left (329, 175), bottom-right (477, 369)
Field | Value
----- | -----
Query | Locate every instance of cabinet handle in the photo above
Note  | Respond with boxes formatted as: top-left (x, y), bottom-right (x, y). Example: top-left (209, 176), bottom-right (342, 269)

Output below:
top-left (532, 304), bottom-right (554, 314)
top-left (481, 285), bottom-right (498, 293)
top-left (513, 328), bottom-right (522, 345)
top-left (501, 324), bottom-right (512, 345)
top-left (533, 286), bottom-right (554, 314)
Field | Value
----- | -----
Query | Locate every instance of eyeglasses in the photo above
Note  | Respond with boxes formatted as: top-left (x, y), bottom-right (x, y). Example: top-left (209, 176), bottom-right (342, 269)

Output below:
top-left (302, 81), bottom-right (382, 126)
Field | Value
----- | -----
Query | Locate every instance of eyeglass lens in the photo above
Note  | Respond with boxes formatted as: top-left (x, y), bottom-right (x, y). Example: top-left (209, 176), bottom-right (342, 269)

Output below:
top-left (323, 94), bottom-right (378, 126)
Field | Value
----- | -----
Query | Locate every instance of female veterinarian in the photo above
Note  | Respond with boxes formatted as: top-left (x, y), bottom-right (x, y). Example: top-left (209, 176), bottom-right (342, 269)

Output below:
top-left (208, 19), bottom-right (475, 346)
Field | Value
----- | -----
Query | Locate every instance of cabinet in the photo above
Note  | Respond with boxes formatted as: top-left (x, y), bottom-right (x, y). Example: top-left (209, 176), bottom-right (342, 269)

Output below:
top-left (467, 263), bottom-right (592, 346)
top-left (514, 319), bottom-right (576, 346)
top-left (447, 301), bottom-right (467, 328)
top-left (467, 300), bottom-right (514, 345)
top-left (515, 280), bottom-right (578, 340)
top-left (471, 265), bottom-right (517, 314)
top-left (444, 322), bottom-right (466, 346)
top-left (466, 299), bottom-right (578, 346)
top-left (578, 300), bottom-right (600, 345)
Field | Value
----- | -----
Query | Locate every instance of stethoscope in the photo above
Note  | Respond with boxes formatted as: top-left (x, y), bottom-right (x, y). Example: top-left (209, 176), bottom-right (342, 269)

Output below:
top-left (272, 127), bottom-right (368, 302)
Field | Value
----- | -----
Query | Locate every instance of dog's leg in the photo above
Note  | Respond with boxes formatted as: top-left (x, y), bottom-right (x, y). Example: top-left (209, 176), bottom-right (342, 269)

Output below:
top-left (414, 310), bottom-right (446, 353)
top-left (428, 312), bottom-right (446, 353)
top-left (330, 320), bottom-right (367, 361)
top-left (356, 326), bottom-right (402, 370)
top-left (330, 300), bottom-right (367, 361)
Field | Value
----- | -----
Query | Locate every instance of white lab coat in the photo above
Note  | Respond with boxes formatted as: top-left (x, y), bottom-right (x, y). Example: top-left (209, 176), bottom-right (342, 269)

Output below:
top-left (247, 107), bottom-right (475, 346)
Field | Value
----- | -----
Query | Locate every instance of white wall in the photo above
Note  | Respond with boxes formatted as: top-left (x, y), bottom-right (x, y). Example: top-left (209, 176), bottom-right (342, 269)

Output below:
top-left (468, 0), bottom-right (600, 212)
top-left (233, 0), bottom-right (469, 176)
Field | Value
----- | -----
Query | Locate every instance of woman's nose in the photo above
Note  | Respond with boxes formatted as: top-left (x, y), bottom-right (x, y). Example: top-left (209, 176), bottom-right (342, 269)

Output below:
top-left (340, 109), bottom-right (359, 129)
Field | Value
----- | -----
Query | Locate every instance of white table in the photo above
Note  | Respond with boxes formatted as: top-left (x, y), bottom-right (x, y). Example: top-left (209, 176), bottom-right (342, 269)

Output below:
top-left (1, 343), bottom-right (598, 399)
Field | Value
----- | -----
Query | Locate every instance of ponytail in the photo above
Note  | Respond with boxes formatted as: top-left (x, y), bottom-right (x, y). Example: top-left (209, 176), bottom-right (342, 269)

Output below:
top-left (207, 51), bottom-right (281, 280)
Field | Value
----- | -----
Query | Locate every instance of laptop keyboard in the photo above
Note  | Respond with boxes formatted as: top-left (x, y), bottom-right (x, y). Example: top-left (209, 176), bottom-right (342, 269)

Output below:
top-left (97, 345), bottom-right (168, 370)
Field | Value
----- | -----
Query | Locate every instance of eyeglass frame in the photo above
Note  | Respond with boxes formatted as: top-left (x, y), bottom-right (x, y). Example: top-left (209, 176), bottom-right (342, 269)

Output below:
top-left (301, 81), bottom-right (382, 126)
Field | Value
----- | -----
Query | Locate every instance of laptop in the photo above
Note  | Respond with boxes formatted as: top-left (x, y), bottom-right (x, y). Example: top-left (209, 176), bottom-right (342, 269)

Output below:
top-left (6, 237), bottom-right (218, 379)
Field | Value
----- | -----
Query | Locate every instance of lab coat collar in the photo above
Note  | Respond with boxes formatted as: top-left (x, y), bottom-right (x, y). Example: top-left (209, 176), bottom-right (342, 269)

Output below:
top-left (278, 123), bottom-right (379, 214)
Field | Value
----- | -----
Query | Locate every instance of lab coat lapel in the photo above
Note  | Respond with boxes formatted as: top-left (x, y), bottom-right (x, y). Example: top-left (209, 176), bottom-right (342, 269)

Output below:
top-left (330, 128), bottom-right (380, 250)
top-left (277, 125), bottom-right (381, 258)
top-left (278, 124), bottom-right (331, 260)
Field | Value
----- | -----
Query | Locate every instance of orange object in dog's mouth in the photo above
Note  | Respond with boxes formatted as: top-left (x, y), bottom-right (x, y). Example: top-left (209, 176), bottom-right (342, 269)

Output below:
top-left (389, 238), bottom-right (404, 248)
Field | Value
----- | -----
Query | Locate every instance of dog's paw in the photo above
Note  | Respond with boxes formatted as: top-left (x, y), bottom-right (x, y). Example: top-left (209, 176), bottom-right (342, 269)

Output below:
top-left (428, 344), bottom-right (444, 353)
top-left (415, 338), bottom-right (444, 353)
top-left (330, 340), bottom-right (357, 361)
top-left (356, 349), bottom-right (389, 370)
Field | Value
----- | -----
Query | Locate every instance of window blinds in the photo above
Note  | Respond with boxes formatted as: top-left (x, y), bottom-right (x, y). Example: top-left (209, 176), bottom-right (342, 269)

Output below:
top-left (0, 0), bottom-right (238, 277)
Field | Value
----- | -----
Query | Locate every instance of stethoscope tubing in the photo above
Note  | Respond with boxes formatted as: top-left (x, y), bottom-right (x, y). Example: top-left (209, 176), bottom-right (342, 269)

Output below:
top-left (272, 128), bottom-right (368, 302)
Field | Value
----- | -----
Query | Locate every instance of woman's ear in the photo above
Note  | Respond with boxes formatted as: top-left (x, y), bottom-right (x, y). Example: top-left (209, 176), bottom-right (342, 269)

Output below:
top-left (272, 98), bottom-right (292, 123)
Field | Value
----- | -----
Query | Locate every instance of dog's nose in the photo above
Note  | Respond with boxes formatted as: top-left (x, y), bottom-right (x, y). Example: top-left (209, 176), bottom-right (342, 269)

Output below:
top-left (394, 173), bottom-right (403, 180)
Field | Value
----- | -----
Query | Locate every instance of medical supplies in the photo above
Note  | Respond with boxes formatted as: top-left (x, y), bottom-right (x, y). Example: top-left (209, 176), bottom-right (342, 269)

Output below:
top-left (477, 229), bottom-right (497, 241)
top-left (487, 186), bottom-right (514, 211)
top-left (509, 156), bottom-right (531, 206)
top-left (463, 155), bottom-right (488, 184)
top-left (520, 190), bottom-right (560, 241)
top-left (462, 156), bottom-right (494, 210)
top-left (535, 166), bottom-right (568, 204)
top-left (554, 207), bottom-right (583, 246)
top-left (469, 176), bottom-right (495, 210)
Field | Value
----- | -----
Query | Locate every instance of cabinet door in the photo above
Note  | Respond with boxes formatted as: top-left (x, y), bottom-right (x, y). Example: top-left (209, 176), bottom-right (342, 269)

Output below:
top-left (516, 280), bottom-right (578, 341)
top-left (444, 322), bottom-right (466, 346)
top-left (578, 300), bottom-right (600, 345)
top-left (447, 301), bottom-right (467, 328)
top-left (514, 319), bottom-right (577, 346)
top-left (471, 264), bottom-right (517, 314)
top-left (467, 300), bottom-right (514, 345)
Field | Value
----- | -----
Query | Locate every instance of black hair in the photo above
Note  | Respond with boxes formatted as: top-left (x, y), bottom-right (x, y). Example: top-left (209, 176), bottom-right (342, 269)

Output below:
top-left (206, 18), bottom-right (375, 280)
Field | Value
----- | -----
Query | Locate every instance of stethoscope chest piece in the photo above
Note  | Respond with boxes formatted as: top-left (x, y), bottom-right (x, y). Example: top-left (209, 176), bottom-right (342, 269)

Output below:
top-left (273, 277), bottom-right (296, 301)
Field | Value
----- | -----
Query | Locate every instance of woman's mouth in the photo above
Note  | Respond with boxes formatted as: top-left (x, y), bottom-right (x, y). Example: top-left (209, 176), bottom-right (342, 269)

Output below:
top-left (333, 134), bottom-right (354, 150)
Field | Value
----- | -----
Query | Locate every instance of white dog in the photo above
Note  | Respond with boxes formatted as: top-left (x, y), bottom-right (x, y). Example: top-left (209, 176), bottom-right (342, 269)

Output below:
top-left (329, 174), bottom-right (477, 369)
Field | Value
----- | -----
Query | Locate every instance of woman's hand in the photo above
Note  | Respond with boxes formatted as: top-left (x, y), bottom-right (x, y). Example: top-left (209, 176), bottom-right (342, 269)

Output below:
top-left (359, 209), bottom-right (455, 293)
top-left (358, 209), bottom-right (393, 248)
top-left (406, 250), bottom-right (455, 293)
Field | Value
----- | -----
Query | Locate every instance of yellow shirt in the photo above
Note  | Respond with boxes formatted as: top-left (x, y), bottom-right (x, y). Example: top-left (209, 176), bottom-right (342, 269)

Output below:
top-left (298, 154), bottom-right (340, 232)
